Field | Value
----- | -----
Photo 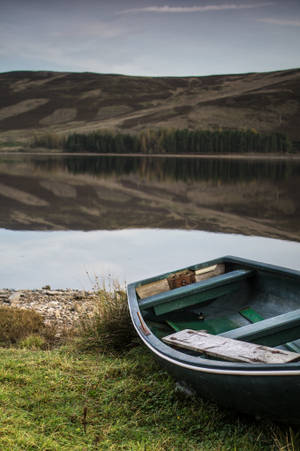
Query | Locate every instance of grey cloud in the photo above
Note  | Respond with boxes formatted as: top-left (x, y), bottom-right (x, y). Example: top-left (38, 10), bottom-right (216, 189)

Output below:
top-left (120, 3), bottom-right (274, 14)
top-left (258, 17), bottom-right (300, 26)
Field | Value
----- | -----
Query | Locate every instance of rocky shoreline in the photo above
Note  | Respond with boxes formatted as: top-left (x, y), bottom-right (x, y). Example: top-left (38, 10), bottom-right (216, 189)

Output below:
top-left (0, 288), bottom-right (99, 333)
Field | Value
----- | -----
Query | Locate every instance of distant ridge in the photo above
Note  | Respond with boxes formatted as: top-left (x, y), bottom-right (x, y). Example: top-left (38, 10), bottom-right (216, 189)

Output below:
top-left (0, 68), bottom-right (299, 143)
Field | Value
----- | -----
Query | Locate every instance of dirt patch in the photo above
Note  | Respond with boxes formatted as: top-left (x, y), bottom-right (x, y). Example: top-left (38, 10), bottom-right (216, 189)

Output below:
top-left (80, 88), bottom-right (102, 99)
top-left (97, 105), bottom-right (133, 119)
top-left (95, 187), bottom-right (131, 203)
top-left (40, 108), bottom-right (77, 125)
top-left (0, 182), bottom-right (48, 206)
top-left (10, 73), bottom-right (68, 93)
top-left (9, 210), bottom-right (58, 228)
top-left (79, 205), bottom-right (104, 217)
top-left (0, 99), bottom-right (49, 121)
top-left (39, 180), bottom-right (77, 198)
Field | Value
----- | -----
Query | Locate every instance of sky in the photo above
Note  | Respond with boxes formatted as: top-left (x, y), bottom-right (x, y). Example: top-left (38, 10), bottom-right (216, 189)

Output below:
top-left (1, 228), bottom-right (300, 289)
top-left (1, 0), bottom-right (300, 77)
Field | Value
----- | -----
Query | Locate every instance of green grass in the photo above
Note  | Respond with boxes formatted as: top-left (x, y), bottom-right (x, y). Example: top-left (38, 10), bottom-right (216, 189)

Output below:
top-left (0, 141), bottom-right (23, 148)
top-left (0, 345), bottom-right (298, 450)
top-left (0, 289), bottom-right (299, 449)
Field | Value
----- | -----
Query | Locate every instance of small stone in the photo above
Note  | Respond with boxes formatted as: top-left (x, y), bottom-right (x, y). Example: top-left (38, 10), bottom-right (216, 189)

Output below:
top-left (8, 291), bottom-right (22, 304)
top-left (74, 294), bottom-right (83, 300)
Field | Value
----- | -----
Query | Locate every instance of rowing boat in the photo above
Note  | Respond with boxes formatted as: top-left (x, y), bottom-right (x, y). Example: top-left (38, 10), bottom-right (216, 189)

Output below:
top-left (127, 256), bottom-right (300, 423)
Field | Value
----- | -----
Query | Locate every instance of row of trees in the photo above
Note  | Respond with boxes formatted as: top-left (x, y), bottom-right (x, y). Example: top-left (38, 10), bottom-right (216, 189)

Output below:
top-left (64, 129), bottom-right (292, 154)
top-left (32, 128), bottom-right (293, 154)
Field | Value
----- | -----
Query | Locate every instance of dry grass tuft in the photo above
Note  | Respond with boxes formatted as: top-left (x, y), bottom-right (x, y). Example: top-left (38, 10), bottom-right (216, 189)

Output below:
top-left (75, 282), bottom-right (137, 353)
top-left (272, 427), bottom-right (300, 451)
top-left (0, 306), bottom-right (57, 347)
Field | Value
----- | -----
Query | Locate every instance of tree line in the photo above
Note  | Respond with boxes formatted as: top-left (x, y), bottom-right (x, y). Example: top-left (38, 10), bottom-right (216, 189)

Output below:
top-left (32, 128), bottom-right (293, 154)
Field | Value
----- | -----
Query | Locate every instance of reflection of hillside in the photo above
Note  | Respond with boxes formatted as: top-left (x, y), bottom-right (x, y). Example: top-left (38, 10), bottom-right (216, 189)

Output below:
top-left (0, 156), bottom-right (299, 241)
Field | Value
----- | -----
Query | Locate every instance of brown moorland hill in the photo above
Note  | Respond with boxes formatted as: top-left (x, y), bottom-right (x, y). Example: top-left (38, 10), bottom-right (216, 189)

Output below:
top-left (0, 68), bottom-right (300, 145)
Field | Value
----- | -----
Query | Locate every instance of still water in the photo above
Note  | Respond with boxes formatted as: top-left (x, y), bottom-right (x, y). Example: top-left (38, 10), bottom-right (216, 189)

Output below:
top-left (0, 154), bottom-right (300, 288)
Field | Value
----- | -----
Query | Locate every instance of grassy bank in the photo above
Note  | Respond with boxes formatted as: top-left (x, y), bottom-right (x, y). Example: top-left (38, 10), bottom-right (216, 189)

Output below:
top-left (1, 346), bottom-right (299, 450)
top-left (0, 293), bottom-right (299, 449)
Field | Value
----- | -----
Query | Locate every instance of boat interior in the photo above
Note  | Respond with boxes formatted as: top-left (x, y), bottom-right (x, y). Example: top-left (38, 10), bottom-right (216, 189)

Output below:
top-left (135, 260), bottom-right (300, 363)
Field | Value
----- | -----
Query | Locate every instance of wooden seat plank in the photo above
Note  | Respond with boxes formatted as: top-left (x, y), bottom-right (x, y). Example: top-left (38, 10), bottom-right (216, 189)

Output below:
top-left (195, 264), bottom-right (225, 282)
top-left (136, 278), bottom-right (170, 299)
top-left (163, 329), bottom-right (300, 364)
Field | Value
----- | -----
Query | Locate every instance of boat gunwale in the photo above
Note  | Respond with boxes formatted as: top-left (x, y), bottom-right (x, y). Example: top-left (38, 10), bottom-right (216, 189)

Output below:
top-left (127, 256), bottom-right (300, 376)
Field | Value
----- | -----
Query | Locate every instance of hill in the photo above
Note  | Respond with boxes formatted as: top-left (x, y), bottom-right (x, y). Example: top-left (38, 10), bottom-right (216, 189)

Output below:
top-left (0, 68), bottom-right (300, 146)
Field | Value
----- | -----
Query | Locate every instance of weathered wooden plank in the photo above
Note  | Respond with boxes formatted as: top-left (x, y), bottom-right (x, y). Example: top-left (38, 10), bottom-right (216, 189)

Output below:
top-left (195, 264), bottom-right (225, 282)
top-left (162, 329), bottom-right (300, 364)
top-left (136, 278), bottom-right (169, 299)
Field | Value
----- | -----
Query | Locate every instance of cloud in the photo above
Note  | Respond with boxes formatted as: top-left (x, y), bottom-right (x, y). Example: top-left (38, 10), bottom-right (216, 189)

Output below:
top-left (120, 3), bottom-right (273, 14)
top-left (258, 18), bottom-right (300, 26)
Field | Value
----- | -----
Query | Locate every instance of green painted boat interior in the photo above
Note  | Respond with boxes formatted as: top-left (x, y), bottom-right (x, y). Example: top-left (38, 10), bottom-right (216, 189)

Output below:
top-left (138, 260), bottom-right (300, 356)
top-left (239, 307), bottom-right (264, 323)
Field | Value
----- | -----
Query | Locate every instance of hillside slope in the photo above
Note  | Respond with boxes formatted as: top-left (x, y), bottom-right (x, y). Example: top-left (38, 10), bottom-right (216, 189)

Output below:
top-left (0, 69), bottom-right (300, 144)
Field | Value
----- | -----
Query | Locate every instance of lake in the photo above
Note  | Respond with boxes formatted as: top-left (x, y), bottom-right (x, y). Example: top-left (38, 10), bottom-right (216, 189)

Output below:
top-left (0, 154), bottom-right (300, 289)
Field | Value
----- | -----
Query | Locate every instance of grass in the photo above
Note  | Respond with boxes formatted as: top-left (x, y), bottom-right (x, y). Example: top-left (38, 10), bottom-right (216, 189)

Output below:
top-left (0, 288), bottom-right (299, 449)
top-left (0, 346), bottom-right (299, 450)
top-left (0, 140), bottom-right (26, 148)
top-left (0, 306), bottom-right (57, 348)
top-left (76, 282), bottom-right (137, 353)
top-left (30, 133), bottom-right (65, 149)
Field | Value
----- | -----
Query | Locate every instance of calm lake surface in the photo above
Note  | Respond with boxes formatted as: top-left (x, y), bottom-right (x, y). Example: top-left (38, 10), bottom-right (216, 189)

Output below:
top-left (0, 154), bottom-right (300, 289)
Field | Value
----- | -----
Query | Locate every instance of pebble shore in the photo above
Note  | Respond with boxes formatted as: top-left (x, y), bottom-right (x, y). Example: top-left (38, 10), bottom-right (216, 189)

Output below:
top-left (0, 288), bottom-right (99, 332)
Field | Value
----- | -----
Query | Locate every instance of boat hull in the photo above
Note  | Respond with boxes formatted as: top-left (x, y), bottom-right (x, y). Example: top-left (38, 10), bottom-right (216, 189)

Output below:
top-left (156, 354), bottom-right (300, 423)
top-left (127, 256), bottom-right (300, 423)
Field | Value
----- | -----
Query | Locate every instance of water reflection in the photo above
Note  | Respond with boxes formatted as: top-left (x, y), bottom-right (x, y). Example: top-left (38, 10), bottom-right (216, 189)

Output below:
top-left (33, 154), bottom-right (299, 182)
top-left (1, 228), bottom-right (300, 289)
top-left (0, 155), bottom-right (299, 241)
